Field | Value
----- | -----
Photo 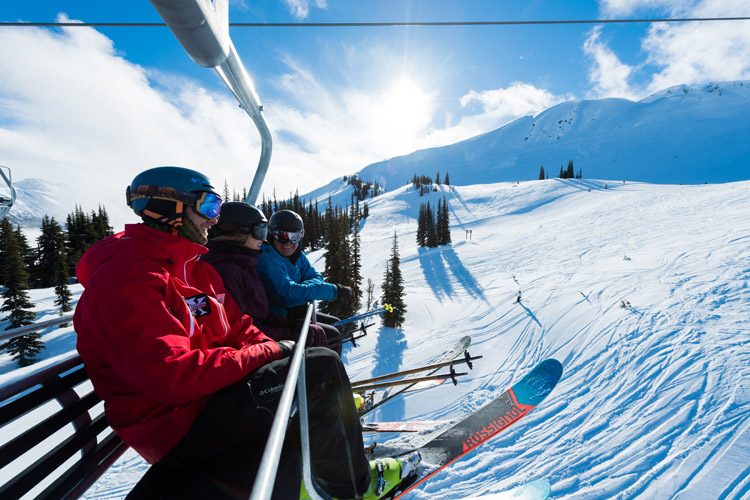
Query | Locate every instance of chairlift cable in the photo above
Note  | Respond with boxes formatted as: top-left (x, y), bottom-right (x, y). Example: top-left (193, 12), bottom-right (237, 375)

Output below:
top-left (1, 17), bottom-right (750, 28)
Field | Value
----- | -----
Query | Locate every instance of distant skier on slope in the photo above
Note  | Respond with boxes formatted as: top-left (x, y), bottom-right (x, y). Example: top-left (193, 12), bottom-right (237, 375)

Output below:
top-left (202, 201), bottom-right (328, 348)
top-left (73, 167), bottom-right (384, 499)
top-left (256, 209), bottom-right (355, 351)
top-left (516, 290), bottom-right (523, 303)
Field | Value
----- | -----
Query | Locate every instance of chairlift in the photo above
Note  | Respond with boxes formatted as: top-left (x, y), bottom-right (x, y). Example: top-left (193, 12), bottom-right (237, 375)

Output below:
top-left (149, 0), bottom-right (271, 205)
top-left (0, 165), bottom-right (17, 218)
top-left (149, 3), bottom-right (308, 500)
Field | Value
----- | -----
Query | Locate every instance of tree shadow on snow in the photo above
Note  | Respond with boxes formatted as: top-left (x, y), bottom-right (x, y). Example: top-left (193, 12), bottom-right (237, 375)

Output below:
top-left (417, 247), bottom-right (454, 302)
top-left (371, 325), bottom-right (407, 420)
top-left (442, 248), bottom-right (488, 304)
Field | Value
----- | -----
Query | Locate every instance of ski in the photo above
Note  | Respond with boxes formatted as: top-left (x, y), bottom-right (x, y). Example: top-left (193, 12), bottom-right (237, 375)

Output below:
top-left (403, 377), bottom-right (447, 393)
top-left (458, 479), bottom-right (551, 500)
top-left (357, 335), bottom-right (472, 416)
top-left (383, 358), bottom-right (563, 499)
top-left (361, 420), bottom-right (450, 433)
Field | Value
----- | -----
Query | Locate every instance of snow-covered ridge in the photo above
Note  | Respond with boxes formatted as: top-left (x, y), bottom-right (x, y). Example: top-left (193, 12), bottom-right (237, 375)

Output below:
top-left (304, 80), bottom-right (750, 208)
top-left (639, 80), bottom-right (750, 103)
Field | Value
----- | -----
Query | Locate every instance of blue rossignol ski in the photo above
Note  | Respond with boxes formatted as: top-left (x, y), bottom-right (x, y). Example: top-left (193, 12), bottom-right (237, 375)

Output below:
top-left (458, 479), bottom-right (551, 500)
top-left (383, 358), bottom-right (563, 499)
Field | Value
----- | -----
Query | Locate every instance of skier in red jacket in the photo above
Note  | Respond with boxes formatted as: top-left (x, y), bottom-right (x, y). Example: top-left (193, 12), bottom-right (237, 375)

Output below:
top-left (73, 167), bottom-right (371, 499)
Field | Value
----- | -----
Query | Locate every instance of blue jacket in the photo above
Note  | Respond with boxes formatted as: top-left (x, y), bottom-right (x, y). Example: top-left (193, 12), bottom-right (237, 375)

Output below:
top-left (256, 243), bottom-right (338, 316)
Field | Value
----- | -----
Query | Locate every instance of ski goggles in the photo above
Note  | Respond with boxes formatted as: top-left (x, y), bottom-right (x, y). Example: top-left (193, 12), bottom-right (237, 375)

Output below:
top-left (127, 186), bottom-right (222, 220)
top-left (249, 222), bottom-right (269, 241)
top-left (193, 192), bottom-right (223, 220)
top-left (272, 229), bottom-right (304, 245)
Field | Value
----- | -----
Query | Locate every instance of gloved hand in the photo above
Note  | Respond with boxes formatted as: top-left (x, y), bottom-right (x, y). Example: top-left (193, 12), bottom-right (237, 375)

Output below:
top-left (277, 340), bottom-right (296, 359)
top-left (336, 284), bottom-right (355, 306)
top-left (288, 319), bottom-right (328, 347)
top-left (307, 324), bottom-right (327, 347)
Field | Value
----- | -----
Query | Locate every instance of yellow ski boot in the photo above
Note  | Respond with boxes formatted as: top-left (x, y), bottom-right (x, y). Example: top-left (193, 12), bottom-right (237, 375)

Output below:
top-left (300, 452), bottom-right (421, 499)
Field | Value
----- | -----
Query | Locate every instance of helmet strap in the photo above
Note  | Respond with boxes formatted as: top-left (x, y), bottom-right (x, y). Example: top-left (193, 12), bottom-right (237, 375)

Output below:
top-left (140, 201), bottom-right (185, 236)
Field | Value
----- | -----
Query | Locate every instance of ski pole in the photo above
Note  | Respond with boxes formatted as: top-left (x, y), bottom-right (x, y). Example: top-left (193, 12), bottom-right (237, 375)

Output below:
top-left (351, 351), bottom-right (481, 387)
top-left (325, 322), bottom-right (375, 349)
top-left (330, 304), bottom-right (393, 327)
top-left (352, 367), bottom-right (467, 392)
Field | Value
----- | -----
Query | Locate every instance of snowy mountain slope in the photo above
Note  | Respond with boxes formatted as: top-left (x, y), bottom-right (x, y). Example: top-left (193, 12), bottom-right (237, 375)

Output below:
top-left (3, 177), bottom-right (74, 237)
top-left (304, 81), bottom-right (750, 208)
top-left (3, 178), bottom-right (750, 499)
top-left (333, 179), bottom-right (750, 499)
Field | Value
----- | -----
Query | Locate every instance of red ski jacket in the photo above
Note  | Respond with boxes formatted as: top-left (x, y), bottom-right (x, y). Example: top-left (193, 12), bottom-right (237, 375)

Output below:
top-left (74, 224), bottom-right (281, 464)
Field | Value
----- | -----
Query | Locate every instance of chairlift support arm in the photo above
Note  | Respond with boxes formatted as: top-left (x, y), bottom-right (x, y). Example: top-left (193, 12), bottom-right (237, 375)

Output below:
top-left (149, 0), bottom-right (271, 205)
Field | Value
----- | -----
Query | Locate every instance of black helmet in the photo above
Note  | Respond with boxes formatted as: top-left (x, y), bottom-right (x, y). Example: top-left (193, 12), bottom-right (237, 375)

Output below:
top-left (269, 209), bottom-right (304, 244)
top-left (126, 166), bottom-right (222, 232)
top-left (209, 202), bottom-right (268, 241)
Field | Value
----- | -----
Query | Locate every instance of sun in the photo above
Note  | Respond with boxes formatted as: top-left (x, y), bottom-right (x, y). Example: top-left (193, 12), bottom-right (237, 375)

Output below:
top-left (381, 77), bottom-right (435, 137)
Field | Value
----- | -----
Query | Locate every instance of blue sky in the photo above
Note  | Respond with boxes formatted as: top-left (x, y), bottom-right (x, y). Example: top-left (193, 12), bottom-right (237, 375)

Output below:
top-left (1, 1), bottom-right (750, 229)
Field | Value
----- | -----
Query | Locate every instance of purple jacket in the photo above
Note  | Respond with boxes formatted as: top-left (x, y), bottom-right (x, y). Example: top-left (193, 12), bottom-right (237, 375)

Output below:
top-left (202, 242), bottom-right (291, 341)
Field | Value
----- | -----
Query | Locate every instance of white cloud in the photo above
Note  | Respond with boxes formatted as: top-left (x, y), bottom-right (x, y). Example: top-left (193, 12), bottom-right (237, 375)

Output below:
top-left (283, 0), bottom-right (327, 20)
top-left (582, 26), bottom-right (639, 99)
top-left (0, 23), bottom-right (272, 231)
top-left (594, 0), bottom-right (750, 95)
top-left (460, 82), bottom-right (561, 118)
top-left (643, 21), bottom-right (750, 91)
top-left (599, 0), bottom-right (699, 17)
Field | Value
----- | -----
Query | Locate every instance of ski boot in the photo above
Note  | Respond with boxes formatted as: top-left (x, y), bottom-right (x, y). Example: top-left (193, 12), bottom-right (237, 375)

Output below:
top-left (361, 452), bottom-right (421, 499)
top-left (299, 452), bottom-right (421, 500)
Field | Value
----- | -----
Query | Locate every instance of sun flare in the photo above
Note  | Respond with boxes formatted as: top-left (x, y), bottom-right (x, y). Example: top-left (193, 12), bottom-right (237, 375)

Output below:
top-left (380, 77), bottom-right (435, 138)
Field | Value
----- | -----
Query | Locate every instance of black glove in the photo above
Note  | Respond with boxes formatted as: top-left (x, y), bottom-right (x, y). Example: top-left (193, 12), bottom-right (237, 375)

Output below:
top-left (337, 285), bottom-right (355, 306)
top-left (277, 340), bottom-right (296, 359)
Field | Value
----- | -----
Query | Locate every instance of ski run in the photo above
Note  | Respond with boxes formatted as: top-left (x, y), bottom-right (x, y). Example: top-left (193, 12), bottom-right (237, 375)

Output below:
top-left (2, 178), bottom-right (749, 499)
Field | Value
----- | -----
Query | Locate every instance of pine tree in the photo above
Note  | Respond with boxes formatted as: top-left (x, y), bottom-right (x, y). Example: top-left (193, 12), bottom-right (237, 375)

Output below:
top-left (381, 232), bottom-right (405, 328)
top-left (350, 224), bottom-right (363, 306)
top-left (91, 206), bottom-right (113, 241)
top-left (13, 225), bottom-right (35, 279)
top-left (223, 179), bottom-right (231, 202)
top-left (437, 197), bottom-right (451, 245)
top-left (444, 172), bottom-right (450, 185)
top-left (566, 160), bottom-right (575, 179)
top-left (416, 203), bottom-right (427, 247)
top-left (0, 219), bottom-right (43, 366)
top-left (425, 202), bottom-right (438, 248)
top-left (539, 166), bottom-right (545, 180)
top-left (41, 216), bottom-right (73, 316)
top-left (66, 206), bottom-right (95, 275)
top-left (436, 171), bottom-right (441, 185)
top-left (0, 218), bottom-right (12, 287)
top-left (35, 216), bottom-right (66, 288)
top-left (321, 202), bottom-right (356, 320)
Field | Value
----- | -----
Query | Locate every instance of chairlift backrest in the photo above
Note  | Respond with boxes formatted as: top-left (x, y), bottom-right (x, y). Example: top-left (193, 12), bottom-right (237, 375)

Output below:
top-left (0, 165), bottom-right (17, 218)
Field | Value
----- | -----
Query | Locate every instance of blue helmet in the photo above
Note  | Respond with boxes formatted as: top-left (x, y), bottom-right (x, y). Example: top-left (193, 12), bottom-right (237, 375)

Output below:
top-left (126, 166), bottom-right (222, 229)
